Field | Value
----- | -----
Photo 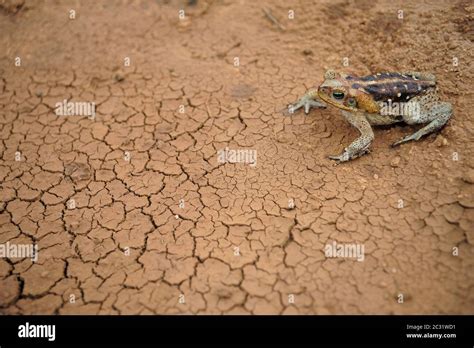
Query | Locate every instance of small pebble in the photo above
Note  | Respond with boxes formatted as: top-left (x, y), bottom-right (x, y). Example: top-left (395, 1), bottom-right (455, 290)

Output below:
top-left (462, 169), bottom-right (474, 184)
top-left (114, 74), bottom-right (125, 82)
top-left (390, 156), bottom-right (401, 167)
top-left (436, 135), bottom-right (448, 147)
top-left (373, 174), bottom-right (379, 179)
top-left (178, 17), bottom-right (191, 29)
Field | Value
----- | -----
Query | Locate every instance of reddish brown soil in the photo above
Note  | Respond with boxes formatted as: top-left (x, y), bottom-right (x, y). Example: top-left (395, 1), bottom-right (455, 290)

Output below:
top-left (0, 0), bottom-right (473, 314)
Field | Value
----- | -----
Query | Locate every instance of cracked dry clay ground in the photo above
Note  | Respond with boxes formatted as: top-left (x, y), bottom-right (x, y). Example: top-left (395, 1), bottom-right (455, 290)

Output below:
top-left (1, 0), bottom-right (474, 314)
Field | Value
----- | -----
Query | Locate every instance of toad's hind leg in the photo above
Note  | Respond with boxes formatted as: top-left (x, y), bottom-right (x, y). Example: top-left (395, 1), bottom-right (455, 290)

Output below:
top-left (392, 100), bottom-right (452, 147)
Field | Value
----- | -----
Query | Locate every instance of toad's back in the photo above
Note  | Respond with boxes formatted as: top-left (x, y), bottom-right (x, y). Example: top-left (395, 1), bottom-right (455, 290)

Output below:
top-left (346, 72), bottom-right (437, 103)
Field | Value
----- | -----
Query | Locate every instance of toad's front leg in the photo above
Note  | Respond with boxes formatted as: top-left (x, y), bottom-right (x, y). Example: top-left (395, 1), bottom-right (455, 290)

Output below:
top-left (287, 89), bottom-right (327, 115)
top-left (329, 111), bottom-right (374, 163)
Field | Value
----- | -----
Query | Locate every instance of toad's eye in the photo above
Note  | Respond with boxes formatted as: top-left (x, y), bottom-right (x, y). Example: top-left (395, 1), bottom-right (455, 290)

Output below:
top-left (332, 91), bottom-right (345, 100)
top-left (347, 98), bottom-right (357, 106)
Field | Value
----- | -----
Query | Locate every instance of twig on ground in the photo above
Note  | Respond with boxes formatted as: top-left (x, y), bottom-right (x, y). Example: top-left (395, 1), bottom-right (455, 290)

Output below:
top-left (262, 7), bottom-right (285, 31)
